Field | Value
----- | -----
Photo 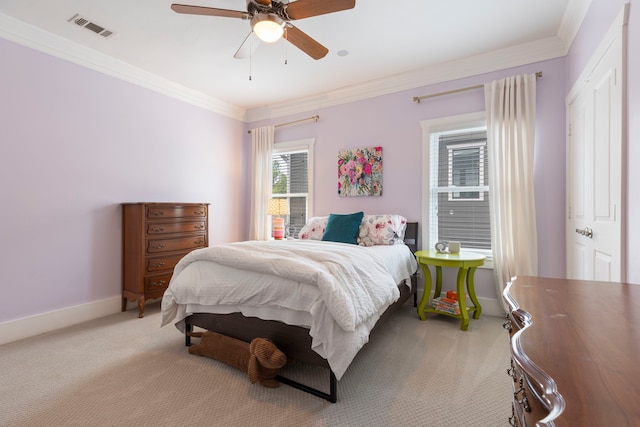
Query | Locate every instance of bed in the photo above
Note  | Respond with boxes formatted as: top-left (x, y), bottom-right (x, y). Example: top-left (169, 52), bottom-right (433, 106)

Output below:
top-left (160, 215), bottom-right (418, 402)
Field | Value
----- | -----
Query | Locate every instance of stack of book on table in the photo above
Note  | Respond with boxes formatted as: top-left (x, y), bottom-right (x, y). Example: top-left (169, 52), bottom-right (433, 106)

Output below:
top-left (432, 296), bottom-right (460, 315)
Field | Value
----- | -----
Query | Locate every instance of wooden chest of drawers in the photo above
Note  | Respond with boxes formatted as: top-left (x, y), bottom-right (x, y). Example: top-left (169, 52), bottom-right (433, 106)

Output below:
top-left (122, 202), bottom-right (209, 317)
top-left (503, 276), bottom-right (640, 426)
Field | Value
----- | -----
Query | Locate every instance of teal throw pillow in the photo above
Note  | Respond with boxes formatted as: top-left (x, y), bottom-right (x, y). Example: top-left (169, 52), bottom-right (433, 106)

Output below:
top-left (321, 212), bottom-right (364, 245)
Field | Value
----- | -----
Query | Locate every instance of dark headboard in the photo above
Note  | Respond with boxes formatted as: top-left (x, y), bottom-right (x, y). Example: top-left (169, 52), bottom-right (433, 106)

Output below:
top-left (404, 222), bottom-right (418, 254)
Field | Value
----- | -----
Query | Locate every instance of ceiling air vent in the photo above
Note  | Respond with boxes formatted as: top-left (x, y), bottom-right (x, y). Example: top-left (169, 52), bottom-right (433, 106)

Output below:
top-left (67, 14), bottom-right (114, 38)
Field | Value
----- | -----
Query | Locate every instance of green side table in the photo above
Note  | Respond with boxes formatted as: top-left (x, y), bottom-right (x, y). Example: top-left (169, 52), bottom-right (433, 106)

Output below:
top-left (415, 250), bottom-right (486, 331)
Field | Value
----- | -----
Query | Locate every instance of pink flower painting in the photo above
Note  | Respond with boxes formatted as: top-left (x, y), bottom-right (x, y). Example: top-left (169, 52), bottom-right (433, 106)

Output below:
top-left (337, 146), bottom-right (382, 197)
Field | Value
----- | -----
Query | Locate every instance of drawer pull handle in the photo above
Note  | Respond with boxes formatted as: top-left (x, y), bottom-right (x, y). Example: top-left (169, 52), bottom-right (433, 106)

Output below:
top-left (507, 358), bottom-right (518, 381)
top-left (195, 239), bottom-right (204, 244)
top-left (193, 210), bottom-right (204, 215)
top-left (151, 243), bottom-right (166, 249)
top-left (150, 280), bottom-right (167, 287)
top-left (150, 211), bottom-right (165, 216)
top-left (150, 262), bottom-right (166, 268)
top-left (508, 404), bottom-right (517, 426)
top-left (194, 224), bottom-right (204, 229)
top-left (514, 385), bottom-right (531, 412)
top-left (151, 227), bottom-right (165, 232)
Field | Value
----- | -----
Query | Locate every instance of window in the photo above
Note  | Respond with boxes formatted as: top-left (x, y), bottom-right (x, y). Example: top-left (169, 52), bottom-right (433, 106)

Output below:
top-left (448, 141), bottom-right (485, 201)
top-left (272, 138), bottom-right (314, 238)
top-left (421, 113), bottom-right (492, 259)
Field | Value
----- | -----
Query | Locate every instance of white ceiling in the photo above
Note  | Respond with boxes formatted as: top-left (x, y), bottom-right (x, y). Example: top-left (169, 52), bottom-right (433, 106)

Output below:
top-left (0, 0), bottom-right (588, 121)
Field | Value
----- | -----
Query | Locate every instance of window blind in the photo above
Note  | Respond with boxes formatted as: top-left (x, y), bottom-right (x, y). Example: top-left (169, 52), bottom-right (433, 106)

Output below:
top-left (272, 149), bottom-right (309, 237)
top-left (429, 128), bottom-right (491, 250)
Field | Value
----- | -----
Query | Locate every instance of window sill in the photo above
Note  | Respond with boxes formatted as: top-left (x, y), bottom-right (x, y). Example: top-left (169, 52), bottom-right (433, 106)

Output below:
top-left (464, 250), bottom-right (493, 270)
top-left (479, 257), bottom-right (494, 270)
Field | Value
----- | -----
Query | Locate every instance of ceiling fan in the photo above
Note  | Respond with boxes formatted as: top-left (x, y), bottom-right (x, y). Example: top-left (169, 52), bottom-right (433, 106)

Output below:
top-left (171, 0), bottom-right (356, 60)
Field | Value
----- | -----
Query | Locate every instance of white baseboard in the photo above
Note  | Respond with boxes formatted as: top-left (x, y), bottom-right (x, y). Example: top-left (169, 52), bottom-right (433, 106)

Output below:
top-left (0, 292), bottom-right (505, 346)
top-left (476, 296), bottom-right (506, 318)
top-left (0, 296), bottom-right (122, 346)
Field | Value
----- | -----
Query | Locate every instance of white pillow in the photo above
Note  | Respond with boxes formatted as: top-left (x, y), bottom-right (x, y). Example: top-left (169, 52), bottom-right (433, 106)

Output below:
top-left (357, 214), bottom-right (408, 246)
top-left (298, 216), bottom-right (328, 240)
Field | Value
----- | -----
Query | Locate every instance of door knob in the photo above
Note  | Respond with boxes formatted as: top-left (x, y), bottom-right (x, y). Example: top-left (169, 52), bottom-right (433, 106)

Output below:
top-left (575, 227), bottom-right (593, 238)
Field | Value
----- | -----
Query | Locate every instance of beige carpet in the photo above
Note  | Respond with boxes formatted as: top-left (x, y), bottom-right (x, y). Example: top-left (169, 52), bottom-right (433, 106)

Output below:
top-left (0, 302), bottom-right (512, 426)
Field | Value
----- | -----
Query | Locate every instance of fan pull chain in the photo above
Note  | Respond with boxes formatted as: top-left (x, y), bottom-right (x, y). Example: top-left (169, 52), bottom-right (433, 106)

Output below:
top-left (284, 27), bottom-right (288, 65)
top-left (249, 31), bottom-right (253, 81)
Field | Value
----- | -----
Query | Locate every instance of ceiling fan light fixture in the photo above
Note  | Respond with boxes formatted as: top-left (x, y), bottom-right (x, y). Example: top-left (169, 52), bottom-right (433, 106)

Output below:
top-left (251, 13), bottom-right (285, 43)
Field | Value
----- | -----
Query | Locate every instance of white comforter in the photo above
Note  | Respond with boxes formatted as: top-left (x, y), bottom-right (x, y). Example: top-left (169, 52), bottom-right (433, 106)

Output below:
top-left (161, 239), bottom-right (417, 379)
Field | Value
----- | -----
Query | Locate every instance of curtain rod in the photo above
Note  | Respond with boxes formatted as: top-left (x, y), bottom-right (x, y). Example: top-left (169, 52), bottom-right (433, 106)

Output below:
top-left (247, 115), bottom-right (319, 134)
top-left (412, 71), bottom-right (543, 104)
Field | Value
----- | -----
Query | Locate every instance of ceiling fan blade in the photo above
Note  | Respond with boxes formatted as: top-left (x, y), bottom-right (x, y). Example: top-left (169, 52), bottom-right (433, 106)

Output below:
top-left (285, 0), bottom-right (355, 20)
top-left (233, 32), bottom-right (261, 59)
top-left (285, 25), bottom-right (328, 60)
top-left (170, 4), bottom-right (249, 19)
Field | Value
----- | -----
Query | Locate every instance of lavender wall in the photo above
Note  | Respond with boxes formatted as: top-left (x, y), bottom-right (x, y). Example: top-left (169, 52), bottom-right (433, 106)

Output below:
top-left (244, 58), bottom-right (568, 302)
top-left (244, 0), bottom-right (640, 295)
top-left (0, 38), bottom-right (244, 323)
top-left (4, 0), bottom-right (636, 327)
top-left (567, 0), bottom-right (639, 284)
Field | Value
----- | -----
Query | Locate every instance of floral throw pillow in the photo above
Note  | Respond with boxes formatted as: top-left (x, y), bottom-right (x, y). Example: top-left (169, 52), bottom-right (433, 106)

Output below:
top-left (298, 216), bottom-right (328, 240)
top-left (357, 215), bottom-right (407, 246)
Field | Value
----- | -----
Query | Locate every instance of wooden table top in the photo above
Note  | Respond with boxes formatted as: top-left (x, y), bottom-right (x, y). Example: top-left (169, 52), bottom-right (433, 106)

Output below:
top-left (506, 275), bottom-right (640, 426)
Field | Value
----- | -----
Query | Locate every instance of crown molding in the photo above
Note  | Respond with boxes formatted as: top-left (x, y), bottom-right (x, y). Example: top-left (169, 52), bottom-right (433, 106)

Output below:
top-left (557, 0), bottom-right (592, 51)
top-left (0, 12), bottom-right (245, 121)
top-left (2, 0), bottom-right (587, 126)
top-left (244, 36), bottom-right (567, 122)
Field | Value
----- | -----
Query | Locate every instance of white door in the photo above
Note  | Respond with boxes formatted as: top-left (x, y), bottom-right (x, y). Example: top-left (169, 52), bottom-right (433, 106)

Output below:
top-left (566, 10), bottom-right (625, 282)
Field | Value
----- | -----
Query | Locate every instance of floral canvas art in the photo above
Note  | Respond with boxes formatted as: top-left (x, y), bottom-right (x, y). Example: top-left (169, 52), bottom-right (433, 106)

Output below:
top-left (338, 146), bottom-right (383, 197)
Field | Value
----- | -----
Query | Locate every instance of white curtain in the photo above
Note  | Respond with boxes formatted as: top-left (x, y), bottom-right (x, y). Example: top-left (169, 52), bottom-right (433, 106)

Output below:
top-left (484, 74), bottom-right (538, 307)
top-left (249, 126), bottom-right (274, 240)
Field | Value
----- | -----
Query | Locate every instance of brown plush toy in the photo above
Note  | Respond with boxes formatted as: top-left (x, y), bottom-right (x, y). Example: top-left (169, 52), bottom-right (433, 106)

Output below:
top-left (188, 331), bottom-right (287, 388)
